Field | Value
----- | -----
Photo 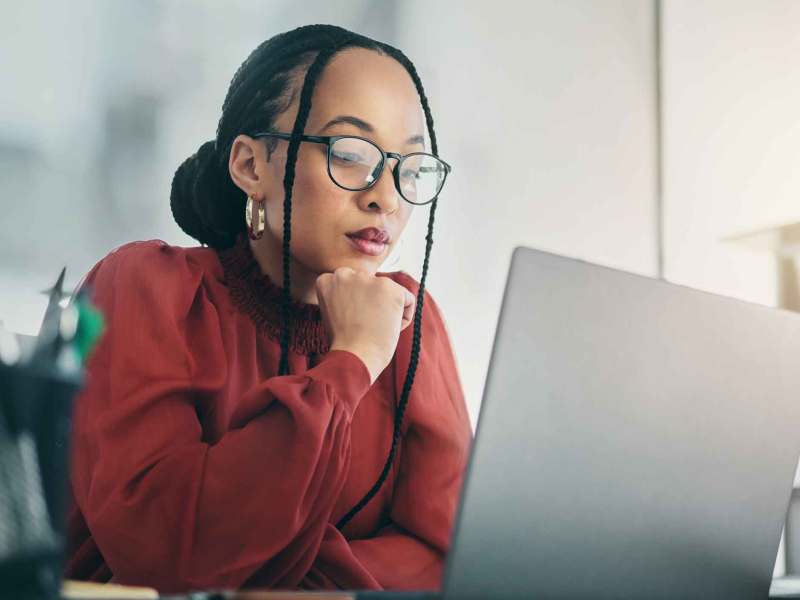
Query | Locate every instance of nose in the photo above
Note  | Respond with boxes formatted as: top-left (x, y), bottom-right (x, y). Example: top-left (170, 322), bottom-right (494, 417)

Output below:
top-left (357, 157), bottom-right (401, 215)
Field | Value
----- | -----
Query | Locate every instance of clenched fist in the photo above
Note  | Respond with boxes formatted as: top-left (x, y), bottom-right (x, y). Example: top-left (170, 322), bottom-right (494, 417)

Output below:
top-left (316, 267), bottom-right (416, 385)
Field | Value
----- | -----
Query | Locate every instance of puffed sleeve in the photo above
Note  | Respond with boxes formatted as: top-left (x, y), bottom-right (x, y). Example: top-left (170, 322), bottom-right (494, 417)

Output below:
top-left (301, 274), bottom-right (473, 590)
top-left (66, 241), bottom-right (372, 593)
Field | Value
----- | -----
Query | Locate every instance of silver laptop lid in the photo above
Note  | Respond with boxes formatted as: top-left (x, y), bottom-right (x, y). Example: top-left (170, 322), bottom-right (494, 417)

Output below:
top-left (445, 247), bottom-right (800, 600)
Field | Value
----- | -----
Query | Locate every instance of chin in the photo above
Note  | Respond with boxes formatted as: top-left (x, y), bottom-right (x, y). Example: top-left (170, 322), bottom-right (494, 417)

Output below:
top-left (349, 257), bottom-right (381, 274)
top-left (335, 241), bottom-right (388, 273)
top-left (323, 254), bottom-right (377, 275)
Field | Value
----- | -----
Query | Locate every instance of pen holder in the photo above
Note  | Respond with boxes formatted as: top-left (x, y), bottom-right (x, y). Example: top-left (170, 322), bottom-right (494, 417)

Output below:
top-left (0, 361), bottom-right (81, 600)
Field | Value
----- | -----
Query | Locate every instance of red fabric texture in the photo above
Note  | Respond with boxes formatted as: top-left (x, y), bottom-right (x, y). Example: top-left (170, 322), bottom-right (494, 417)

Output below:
top-left (64, 235), bottom-right (472, 593)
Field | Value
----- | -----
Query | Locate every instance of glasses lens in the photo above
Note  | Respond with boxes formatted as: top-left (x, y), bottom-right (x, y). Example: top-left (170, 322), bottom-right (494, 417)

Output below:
top-left (329, 137), bottom-right (383, 190)
top-left (397, 153), bottom-right (447, 204)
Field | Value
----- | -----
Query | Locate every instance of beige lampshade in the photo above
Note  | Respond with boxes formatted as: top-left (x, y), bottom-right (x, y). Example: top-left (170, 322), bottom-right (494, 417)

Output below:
top-left (722, 221), bottom-right (800, 258)
top-left (722, 221), bottom-right (800, 312)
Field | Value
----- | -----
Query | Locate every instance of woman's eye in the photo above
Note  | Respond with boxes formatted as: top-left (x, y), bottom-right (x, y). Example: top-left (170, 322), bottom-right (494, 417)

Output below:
top-left (400, 168), bottom-right (420, 181)
top-left (331, 151), bottom-right (363, 165)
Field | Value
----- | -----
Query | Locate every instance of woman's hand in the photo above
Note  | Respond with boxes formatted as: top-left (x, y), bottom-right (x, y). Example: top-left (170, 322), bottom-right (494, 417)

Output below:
top-left (316, 267), bottom-right (416, 385)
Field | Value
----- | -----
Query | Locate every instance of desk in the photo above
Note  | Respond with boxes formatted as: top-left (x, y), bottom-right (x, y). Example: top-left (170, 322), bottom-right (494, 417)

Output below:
top-left (62, 580), bottom-right (800, 599)
top-left (61, 581), bottom-right (439, 600)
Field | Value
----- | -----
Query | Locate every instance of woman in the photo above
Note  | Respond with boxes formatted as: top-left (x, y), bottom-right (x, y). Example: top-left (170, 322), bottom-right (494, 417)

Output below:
top-left (65, 24), bottom-right (471, 593)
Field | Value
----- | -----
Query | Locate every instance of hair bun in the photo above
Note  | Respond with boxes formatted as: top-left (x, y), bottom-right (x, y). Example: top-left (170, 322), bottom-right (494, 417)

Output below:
top-left (170, 140), bottom-right (244, 248)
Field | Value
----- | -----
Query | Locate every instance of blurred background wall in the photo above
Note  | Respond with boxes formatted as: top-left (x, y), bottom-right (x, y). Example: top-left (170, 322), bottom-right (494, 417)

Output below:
top-left (2, 0), bottom-right (799, 427)
top-left (662, 0), bottom-right (800, 309)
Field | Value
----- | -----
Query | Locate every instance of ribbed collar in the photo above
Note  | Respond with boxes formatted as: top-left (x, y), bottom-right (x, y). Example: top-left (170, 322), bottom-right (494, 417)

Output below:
top-left (216, 234), bottom-right (330, 355)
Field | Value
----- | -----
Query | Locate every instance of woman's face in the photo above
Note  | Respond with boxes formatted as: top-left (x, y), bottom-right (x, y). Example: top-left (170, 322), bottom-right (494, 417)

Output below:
top-left (236, 47), bottom-right (426, 277)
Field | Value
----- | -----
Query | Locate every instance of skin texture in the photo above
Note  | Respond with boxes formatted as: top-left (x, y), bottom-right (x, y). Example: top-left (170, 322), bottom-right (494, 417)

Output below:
top-left (227, 47), bottom-right (426, 382)
top-left (228, 47), bottom-right (425, 305)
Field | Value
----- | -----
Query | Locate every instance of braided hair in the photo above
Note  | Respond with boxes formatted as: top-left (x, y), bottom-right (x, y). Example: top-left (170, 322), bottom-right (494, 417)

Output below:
top-left (170, 24), bottom-right (441, 530)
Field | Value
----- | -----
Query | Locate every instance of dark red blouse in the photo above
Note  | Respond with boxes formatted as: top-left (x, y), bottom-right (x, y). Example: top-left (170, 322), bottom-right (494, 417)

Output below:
top-left (64, 234), bottom-right (472, 593)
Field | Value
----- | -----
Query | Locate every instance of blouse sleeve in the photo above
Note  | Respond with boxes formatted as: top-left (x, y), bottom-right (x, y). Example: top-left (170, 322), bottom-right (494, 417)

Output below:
top-left (67, 242), bottom-right (372, 593)
top-left (301, 276), bottom-right (473, 590)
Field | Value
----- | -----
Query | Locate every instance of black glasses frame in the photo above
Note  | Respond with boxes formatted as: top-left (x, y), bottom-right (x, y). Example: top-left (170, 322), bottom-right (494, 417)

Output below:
top-left (251, 131), bottom-right (451, 206)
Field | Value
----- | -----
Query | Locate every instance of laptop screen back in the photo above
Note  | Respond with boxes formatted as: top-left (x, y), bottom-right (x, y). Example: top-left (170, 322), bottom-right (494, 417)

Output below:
top-left (445, 247), bottom-right (800, 600)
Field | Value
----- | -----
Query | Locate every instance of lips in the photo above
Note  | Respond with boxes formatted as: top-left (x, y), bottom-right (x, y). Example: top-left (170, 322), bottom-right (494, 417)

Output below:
top-left (345, 227), bottom-right (390, 257)
top-left (346, 227), bottom-right (391, 244)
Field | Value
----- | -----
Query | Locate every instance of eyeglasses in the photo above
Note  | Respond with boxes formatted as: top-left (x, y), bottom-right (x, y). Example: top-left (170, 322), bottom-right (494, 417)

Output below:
top-left (251, 132), bottom-right (451, 206)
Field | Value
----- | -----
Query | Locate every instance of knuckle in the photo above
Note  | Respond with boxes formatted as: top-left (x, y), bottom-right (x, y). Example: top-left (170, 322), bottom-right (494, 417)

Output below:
top-left (316, 274), bottom-right (332, 292)
top-left (333, 267), bottom-right (356, 282)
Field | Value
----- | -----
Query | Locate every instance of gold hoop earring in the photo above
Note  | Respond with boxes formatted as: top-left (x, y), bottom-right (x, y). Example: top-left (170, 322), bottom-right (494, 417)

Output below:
top-left (246, 193), bottom-right (266, 240)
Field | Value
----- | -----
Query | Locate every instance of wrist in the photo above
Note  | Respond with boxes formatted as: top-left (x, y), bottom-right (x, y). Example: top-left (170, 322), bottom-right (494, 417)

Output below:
top-left (329, 342), bottom-right (385, 385)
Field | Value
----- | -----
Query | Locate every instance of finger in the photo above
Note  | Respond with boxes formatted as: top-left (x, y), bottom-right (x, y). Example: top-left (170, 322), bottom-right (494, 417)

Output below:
top-left (316, 284), bottom-right (328, 313)
top-left (315, 285), bottom-right (333, 338)
top-left (315, 274), bottom-right (331, 308)
top-left (316, 273), bottom-right (332, 293)
top-left (400, 289), bottom-right (416, 331)
top-left (334, 266), bottom-right (356, 278)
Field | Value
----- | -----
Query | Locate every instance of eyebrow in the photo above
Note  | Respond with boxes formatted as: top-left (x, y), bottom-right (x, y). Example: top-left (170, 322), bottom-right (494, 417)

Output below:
top-left (320, 114), bottom-right (425, 146)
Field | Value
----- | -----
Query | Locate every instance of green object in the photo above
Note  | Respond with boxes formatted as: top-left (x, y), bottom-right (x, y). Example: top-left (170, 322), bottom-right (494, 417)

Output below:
top-left (74, 295), bottom-right (104, 365)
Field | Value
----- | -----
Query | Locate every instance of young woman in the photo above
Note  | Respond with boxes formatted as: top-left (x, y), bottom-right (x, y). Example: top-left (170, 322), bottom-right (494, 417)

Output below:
top-left (65, 24), bottom-right (471, 593)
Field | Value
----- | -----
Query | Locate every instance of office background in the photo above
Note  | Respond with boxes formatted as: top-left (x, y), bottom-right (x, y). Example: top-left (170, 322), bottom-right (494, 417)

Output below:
top-left (2, 0), bottom-right (799, 570)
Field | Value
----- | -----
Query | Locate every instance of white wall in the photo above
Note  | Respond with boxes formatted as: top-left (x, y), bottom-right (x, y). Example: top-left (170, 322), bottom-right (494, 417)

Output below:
top-left (662, 0), bottom-right (800, 306)
top-left (395, 0), bottom-right (659, 424)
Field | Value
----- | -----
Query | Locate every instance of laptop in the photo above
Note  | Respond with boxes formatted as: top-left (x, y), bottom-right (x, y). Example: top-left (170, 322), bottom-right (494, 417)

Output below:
top-left (395, 246), bottom-right (800, 599)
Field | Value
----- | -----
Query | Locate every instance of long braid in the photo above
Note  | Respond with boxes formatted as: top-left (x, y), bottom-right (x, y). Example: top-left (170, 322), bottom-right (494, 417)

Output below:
top-left (278, 41), bottom-right (343, 375)
top-left (335, 202), bottom-right (438, 529)
top-left (336, 49), bottom-right (440, 529)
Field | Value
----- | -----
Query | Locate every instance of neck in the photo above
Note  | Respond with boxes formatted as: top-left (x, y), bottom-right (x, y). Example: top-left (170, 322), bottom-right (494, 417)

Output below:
top-left (249, 236), bottom-right (319, 305)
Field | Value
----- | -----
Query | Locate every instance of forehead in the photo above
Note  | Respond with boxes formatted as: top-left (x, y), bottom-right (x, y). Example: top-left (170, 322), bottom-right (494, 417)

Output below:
top-left (304, 47), bottom-right (424, 141)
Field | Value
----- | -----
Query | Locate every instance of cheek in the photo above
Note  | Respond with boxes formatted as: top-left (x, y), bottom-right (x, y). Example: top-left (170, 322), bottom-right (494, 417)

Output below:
top-left (400, 203), bottom-right (414, 225)
top-left (290, 145), bottom-right (340, 212)
top-left (395, 204), bottom-right (415, 234)
top-left (264, 149), bottom-right (337, 237)
top-left (294, 166), bottom-right (334, 203)
top-left (285, 169), bottom-right (355, 268)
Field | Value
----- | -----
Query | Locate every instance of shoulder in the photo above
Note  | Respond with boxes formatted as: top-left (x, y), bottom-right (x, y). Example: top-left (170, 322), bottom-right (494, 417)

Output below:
top-left (84, 239), bottom-right (220, 284)
top-left (80, 239), bottom-right (222, 316)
